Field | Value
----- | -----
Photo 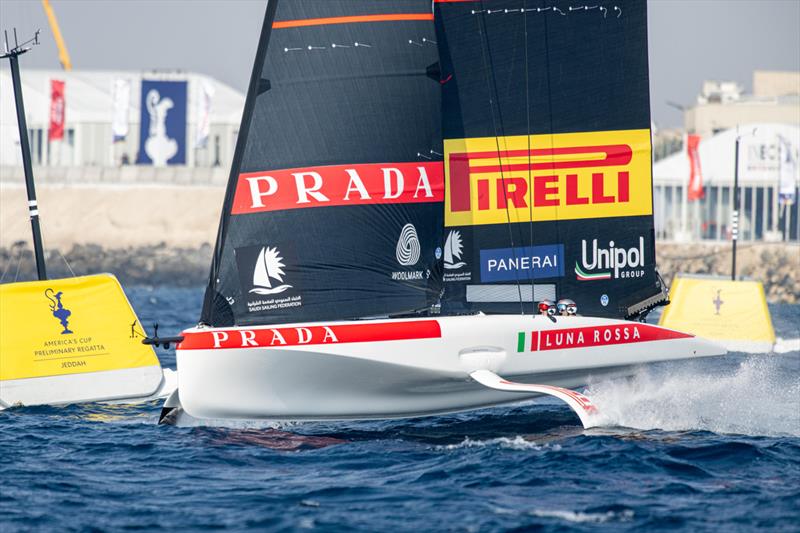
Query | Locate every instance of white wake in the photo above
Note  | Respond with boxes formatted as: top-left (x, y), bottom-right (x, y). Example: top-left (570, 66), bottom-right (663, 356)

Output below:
top-left (585, 355), bottom-right (800, 437)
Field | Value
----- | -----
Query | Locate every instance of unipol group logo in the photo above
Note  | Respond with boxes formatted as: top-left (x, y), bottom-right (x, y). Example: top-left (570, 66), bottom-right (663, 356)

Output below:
top-left (443, 230), bottom-right (467, 270)
top-left (444, 129), bottom-right (653, 226)
top-left (396, 224), bottom-right (421, 266)
top-left (575, 237), bottom-right (646, 281)
top-left (250, 246), bottom-right (292, 295)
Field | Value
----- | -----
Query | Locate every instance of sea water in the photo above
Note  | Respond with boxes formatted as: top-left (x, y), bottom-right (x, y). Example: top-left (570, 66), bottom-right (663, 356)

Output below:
top-left (1, 287), bottom-right (798, 532)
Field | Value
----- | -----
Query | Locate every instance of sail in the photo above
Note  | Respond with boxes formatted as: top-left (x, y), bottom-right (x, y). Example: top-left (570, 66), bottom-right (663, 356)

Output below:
top-left (434, 0), bottom-right (663, 318)
top-left (201, 0), bottom-right (443, 326)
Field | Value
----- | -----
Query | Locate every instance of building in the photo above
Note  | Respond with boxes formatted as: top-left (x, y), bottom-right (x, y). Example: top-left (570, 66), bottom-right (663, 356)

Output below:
top-left (0, 68), bottom-right (245, 180)
top-left (684, 71), bottom-right (800, 138)
top-left (653, 123), bottom-right (799, 243)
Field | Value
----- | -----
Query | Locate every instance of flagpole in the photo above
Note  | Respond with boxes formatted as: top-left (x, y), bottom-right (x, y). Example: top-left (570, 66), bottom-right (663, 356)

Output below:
top-left (731, 134), bottom-right (739, 281)
top-left (2, 29), bottom-right (47, 280)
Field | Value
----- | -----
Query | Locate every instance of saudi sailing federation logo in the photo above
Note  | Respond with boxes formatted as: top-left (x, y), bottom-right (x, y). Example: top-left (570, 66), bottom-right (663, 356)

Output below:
top-left (444, 230), bottom-right (466, 270)
top-left (396, 223), bottom-right (421, 266)
top-left (250, 246), bottom-right (292, 295)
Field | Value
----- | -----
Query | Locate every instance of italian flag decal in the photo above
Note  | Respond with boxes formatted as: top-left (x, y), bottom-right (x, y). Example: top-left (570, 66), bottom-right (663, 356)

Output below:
top-left (517, 332), bottom-right (526, 352)
top-left (575, 262), bottom-right (611, 281)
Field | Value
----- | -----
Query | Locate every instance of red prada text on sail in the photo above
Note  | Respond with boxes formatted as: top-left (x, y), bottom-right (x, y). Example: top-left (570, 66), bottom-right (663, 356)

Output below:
top-left (231, 162), bottom-right (444, 214)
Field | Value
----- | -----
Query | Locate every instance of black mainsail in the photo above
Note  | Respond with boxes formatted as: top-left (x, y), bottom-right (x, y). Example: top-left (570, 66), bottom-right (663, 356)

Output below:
top-left (202, 0), bottom-right (443, 326)
top-left (434, 0), bottom-right (664, 319)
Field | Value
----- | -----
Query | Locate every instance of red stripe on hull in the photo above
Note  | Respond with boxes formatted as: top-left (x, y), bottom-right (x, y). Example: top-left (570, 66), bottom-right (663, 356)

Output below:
top-left (178, 320), bottom-right (442, 350)
top-left (532, 323), bottom-right (692, 352)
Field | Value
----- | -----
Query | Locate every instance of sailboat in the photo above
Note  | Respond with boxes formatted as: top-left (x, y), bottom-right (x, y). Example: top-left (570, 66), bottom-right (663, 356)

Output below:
top-left (160, 0), bottom-right (725, 427)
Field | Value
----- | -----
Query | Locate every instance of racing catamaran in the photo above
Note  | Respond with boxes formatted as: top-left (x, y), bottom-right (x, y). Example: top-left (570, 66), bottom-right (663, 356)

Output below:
top-left (159, 0), bottom-right (724, 427)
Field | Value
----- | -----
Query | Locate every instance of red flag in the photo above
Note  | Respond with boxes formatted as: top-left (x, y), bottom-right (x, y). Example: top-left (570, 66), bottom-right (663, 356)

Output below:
top-left (687, 133), bottom-right (704, 201)
top-left (49, 79), bottom-right (65, 141)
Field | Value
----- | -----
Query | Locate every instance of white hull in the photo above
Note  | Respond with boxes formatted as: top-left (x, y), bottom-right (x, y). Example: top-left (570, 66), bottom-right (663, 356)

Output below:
top-left (173, 314), bottom-right (724, 421)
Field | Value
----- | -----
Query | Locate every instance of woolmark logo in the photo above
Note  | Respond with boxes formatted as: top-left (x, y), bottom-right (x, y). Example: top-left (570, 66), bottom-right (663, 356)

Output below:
top-left (575, 237), bottom-right (645, 281)
top-left (444, 230), bottom-right (466, 270)
top-left (396, 224), bottom-right (421, 266)
top-left (444, 129), bottom-right (653, 226)
top-left (250, 246), bottom-right (292, 295)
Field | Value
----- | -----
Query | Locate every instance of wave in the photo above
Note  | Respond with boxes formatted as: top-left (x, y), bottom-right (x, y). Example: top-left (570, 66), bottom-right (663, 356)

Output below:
top-left (774, 337), bottom-right (800, 354)
top-left (436, 436), bottom-right (561, 451)
top-left (529, 509), bottom-right (635, 524)
top-left (585, 354), bottom-right (800, 437)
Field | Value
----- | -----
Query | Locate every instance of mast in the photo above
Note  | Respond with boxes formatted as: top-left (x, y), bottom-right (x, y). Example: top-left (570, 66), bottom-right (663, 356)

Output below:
top-left (2, 29), bottom-right (47, 280)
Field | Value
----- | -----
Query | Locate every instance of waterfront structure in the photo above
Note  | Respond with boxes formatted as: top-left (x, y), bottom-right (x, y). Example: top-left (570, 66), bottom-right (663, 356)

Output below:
top-left (0, 69), bottom-right (244, 173)
top-left (684, 71), bottom-right (799, 138)
top-left (653, 123), bottom-right (799, 242)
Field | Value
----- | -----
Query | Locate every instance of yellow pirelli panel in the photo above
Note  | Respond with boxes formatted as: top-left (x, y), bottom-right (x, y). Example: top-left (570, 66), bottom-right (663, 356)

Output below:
top-left (444, 129), bottom-right (653, 226)
top-left (0, 274), bottom-right (159, 381)
top-left (659, 275), bottom-right (775, 346)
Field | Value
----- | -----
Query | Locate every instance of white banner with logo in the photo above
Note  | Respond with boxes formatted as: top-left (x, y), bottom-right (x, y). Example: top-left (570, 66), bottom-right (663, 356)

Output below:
top-left (194, 80), bottom-right (215, 149)
top-left (111, 78), bottom-right (131, 142)
top-left (779, 135), bottom-right (797, 205)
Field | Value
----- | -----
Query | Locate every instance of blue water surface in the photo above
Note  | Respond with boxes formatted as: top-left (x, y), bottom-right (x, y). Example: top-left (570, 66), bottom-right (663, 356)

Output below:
top-left (1, 287), bottom-right (798, 532)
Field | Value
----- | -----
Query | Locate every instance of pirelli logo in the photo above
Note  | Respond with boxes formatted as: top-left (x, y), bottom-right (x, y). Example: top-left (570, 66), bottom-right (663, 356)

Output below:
top-left (444, 129), bottom-right (653, 226)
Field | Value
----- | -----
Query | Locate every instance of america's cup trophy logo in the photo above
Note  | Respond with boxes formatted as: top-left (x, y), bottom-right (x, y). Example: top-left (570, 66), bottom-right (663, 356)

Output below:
top-left (45, 289), bottom-right (73, 335)
top-left (396, 223), bottom-right (421, 266)
top-left (250, 246), bottom-right (292, 295)
top-left (443, 230), bottom-right (466, 270)
top-left (144, 89), bottom-right (178, 166)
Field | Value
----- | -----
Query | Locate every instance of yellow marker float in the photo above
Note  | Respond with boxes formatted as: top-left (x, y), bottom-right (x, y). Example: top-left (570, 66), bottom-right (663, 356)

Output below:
top-left (0, 274), bottom-right (168, 408)
top-left (659, 274), bottom-right (775, 353)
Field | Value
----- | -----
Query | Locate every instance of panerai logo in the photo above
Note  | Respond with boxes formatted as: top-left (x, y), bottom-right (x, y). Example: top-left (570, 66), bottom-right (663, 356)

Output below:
top-left (575, 237), bottom-right (645, 281)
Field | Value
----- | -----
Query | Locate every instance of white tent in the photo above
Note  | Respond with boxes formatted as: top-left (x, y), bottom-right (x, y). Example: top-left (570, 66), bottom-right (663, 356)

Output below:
top-left (653, 124), bottom-right (799, 242)
top-left (0, 68), bottom-right (245, 167)
top-left (655, 123), bottom-right (800, 185)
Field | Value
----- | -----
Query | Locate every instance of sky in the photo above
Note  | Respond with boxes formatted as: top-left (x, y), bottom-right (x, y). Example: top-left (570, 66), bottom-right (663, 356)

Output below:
top-left (1, 0), bottom-right (798, 128)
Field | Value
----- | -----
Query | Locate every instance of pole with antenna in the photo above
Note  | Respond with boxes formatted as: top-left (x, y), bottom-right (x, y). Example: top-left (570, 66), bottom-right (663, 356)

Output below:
top-left (1, 28), bottom-right (47, 280)
top-left (731, 127), bottom-right (758, 282)
top-left (732, 133), bottom-right (739, 281)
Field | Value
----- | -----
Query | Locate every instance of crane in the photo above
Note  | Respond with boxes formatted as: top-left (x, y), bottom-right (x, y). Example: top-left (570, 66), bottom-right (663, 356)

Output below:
top-left (40, 0), bottom-right (71, 70)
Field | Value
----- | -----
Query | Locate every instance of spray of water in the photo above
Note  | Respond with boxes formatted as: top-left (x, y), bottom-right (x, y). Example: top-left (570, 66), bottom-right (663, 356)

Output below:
top-left (585, 354), bottom-right (800, 437)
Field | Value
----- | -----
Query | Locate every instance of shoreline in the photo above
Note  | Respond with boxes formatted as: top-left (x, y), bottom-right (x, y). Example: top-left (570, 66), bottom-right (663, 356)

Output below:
top-left (2, 241), bottom-right (797, 304)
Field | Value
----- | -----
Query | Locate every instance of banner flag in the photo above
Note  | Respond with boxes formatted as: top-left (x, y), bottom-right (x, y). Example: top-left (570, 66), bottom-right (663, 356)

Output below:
top-left (48, 79), bottom-right (65, 141)
top-left (194, 80), bottom-right (214, 149)
top-left (136, 79), bottom-right (187, 166)
top-left (111, 78), bottom-right (131, 142)
top-left (687, 134), bottom-right (704, 201)
top-left (778, 135), bottom-right (797, 205)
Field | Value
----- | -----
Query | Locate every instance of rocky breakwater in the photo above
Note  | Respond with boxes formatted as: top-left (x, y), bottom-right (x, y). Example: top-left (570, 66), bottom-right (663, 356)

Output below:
top-left (0, 242), bottom-right (213, 287)
top-left (656, 243), bottom-right (800, 304)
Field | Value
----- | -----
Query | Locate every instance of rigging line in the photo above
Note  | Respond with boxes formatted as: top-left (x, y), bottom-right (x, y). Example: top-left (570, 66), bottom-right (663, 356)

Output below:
top-left (13, 248), bottom-right (26, 282)
top-left (475, 0), bottom-right (524, 313)
top-left (541, 3), bottom-right (561, 303)
top-left (524, 0), bottom-right (535, 315)
top-left (0, 249), bottom-right (13, 283)
top-left (58, 249), bottom-right (76, 277)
